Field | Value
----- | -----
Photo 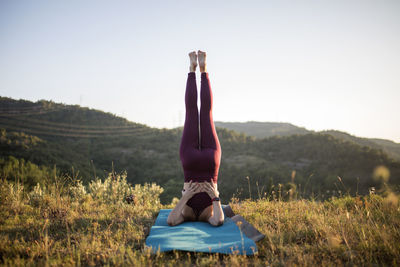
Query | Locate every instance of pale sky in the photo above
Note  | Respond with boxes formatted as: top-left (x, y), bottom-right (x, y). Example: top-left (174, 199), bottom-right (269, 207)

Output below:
top-left (1, 0), bottom-right (399, 142)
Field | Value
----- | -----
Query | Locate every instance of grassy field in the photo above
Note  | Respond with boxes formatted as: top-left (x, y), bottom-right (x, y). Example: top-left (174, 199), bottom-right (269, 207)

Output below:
top-left (1, 174), bottom-right (399, 266)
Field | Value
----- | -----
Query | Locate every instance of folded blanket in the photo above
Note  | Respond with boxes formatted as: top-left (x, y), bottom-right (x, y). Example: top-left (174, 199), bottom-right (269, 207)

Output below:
top-left (145, 209), bottom-right (257, 255)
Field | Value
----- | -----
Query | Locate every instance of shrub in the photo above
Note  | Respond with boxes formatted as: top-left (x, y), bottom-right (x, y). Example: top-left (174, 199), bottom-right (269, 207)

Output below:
top-left (88, 172), bottom-right (163, 206)
top-left (69, 180), bottom-right (87, 202)
top-left (28, 183), bottom-right (45, 207)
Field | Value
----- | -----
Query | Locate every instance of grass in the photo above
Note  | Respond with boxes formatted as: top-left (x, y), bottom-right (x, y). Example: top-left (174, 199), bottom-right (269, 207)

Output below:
top-left (0, 174), bottom-right (399, 266)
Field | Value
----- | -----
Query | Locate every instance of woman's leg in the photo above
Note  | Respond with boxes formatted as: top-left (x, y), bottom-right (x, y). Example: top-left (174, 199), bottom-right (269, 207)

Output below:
top-left (199, 51), bottom-right (221, 186)
top-left (199, 51), bottom-right (221, 152)
top-left (180, 52), bottom-right (200, 161)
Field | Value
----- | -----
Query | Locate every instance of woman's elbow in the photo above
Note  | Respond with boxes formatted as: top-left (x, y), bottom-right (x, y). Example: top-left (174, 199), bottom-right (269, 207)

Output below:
top-left (167, 214), bottom-right (182, 226)
top-left (167, 216), bottom-right (176, 226)
top-left (209, 218), bottom-right (224, 226)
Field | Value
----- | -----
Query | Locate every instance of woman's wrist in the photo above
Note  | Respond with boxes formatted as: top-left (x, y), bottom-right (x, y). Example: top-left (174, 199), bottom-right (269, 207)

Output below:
top-left (209, 191), bottom-right (219, 199)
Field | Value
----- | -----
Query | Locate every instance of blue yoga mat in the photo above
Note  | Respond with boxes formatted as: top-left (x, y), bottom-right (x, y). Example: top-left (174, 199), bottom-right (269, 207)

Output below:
top-left (145, 209), bottom-right (257, 255)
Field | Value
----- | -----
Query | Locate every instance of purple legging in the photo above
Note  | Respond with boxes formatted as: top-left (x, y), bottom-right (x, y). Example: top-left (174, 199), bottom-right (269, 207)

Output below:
top-left (180, 72), bottom-right (221, 184)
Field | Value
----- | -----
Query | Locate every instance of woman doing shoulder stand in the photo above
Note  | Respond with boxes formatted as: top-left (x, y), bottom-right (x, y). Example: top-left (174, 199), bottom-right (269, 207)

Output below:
top-left (167, 50), bottom-right (224, 227)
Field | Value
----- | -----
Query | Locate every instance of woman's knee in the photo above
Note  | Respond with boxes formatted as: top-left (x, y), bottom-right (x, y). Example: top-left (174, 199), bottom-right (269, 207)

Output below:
top-left (182, 206), bottom-right (196, 221)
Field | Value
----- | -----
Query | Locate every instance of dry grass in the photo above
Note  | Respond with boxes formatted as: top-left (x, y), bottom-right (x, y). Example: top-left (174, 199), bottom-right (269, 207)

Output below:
top-left (231, 194), bottom-right (400, 266)
top-left (0, 175), bottom-right (399, 266)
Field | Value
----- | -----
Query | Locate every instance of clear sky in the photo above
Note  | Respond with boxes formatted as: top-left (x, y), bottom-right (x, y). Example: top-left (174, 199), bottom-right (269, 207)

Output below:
top-left (1, 0), bottom-right (399, 142)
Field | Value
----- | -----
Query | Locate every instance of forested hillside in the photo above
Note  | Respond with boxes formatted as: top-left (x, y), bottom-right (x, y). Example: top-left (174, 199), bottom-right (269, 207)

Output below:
top-left (215, 121), bottom-right (400, 161)
top-left (322, 130), bottom-right (400, 161)
top-left (1, 97), bottom-right (399, 203)
top-left (215, 121), bottom-right (310, 138)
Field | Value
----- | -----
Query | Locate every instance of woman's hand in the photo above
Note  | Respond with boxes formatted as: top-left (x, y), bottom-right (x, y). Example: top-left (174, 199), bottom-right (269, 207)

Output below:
top-left (168, 181), bottom-right (201, 227)
top-left (202, 182), bottom-right (219, 199)
top-left (182, 181), bottom-right (201, 199)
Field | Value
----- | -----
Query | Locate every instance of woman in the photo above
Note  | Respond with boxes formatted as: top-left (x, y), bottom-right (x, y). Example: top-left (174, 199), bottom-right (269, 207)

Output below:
top-left (167, 50), bottom-right (224, 227)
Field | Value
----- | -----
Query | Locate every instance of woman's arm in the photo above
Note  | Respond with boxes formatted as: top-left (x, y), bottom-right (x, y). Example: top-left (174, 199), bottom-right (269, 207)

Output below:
top-left (203, 182), bottom-right (224, 226)
top-left (167, 182), bottom-right (200, 226)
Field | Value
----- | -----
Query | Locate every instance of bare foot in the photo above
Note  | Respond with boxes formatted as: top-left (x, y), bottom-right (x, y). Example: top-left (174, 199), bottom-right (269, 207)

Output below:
top-left (198, 50), bottom-right (207, 73)
top-left (189, 51), bottom-right (197, 72)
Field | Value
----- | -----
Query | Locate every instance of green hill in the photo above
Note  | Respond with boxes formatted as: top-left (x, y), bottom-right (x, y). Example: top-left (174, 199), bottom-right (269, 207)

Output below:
top-left (1, 97), bottom-right (400, 203)
top-left (215, 121), bottom-right (310, 138)
top-left (215, 121), bottom-right (400, 161)
top-left (322, 130), bottom-right (400, 161)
